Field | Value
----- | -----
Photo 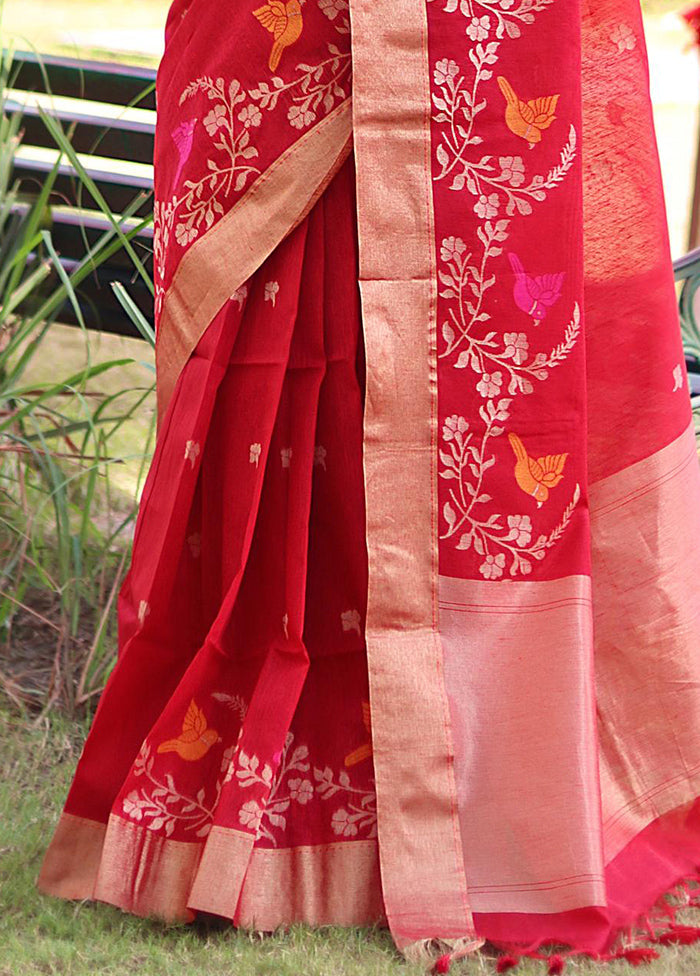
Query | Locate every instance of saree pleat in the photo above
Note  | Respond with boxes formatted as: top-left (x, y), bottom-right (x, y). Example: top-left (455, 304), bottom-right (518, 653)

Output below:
top-left (38, 0), bottom-right (700, 966)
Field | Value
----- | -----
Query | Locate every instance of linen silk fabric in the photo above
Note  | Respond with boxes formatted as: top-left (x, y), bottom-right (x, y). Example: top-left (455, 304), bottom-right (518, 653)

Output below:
top-left (38, 0), bottom-right (700, 964)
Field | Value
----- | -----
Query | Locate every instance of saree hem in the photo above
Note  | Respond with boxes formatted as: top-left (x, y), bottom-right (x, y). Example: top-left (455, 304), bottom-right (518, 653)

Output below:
top-left (37, 811), bottom-right (384, 929)
top-left (38, 796), bottom-right (700, 969)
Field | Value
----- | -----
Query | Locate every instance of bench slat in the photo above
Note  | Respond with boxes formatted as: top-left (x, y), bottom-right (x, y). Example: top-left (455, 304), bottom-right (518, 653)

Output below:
top-left (8, 49), bottom-right (157, 110)
top-left (14, 144), bottom-right (154, 188)
top-left (6, 88), bottom-right (157, 134)
top-left (12, 199), bottom-right (154, 238)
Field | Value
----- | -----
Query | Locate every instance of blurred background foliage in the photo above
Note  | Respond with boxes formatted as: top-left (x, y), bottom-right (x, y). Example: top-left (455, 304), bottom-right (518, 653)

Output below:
top-left (0, 24), bottom-right (156, 718)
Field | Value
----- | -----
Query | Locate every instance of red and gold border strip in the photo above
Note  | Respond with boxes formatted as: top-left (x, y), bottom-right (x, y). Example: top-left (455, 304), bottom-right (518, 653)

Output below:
top-left (38, 812), bottom-right (383, 928)
top-left (348, 0), bottom-right (476, 954)
top-left (155, 99), bottom-right (352, 427)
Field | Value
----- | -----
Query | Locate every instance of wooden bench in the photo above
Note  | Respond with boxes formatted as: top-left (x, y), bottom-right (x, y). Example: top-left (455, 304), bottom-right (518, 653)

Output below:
top-left (6, 49), bottom-right (156, 337)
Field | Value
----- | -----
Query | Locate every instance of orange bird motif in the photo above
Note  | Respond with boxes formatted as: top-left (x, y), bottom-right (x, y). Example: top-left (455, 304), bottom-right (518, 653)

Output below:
top-left (252, 0), bottom-right (305, 73)
top-left (508, 433), bottom-right (568, 507)
top-left (344, 702), bottom-right (373, 768)
top-left (157, 700), bottom-right (222, 761)
top-left (497, 76), bottom-right (559, 147)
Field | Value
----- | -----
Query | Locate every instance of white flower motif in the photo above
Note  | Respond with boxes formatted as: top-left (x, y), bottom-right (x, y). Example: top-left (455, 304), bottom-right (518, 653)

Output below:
top-left (138, 600), bottom-right (150, 626)
top-left (238, 104), bottom-right (262, 128)
top-left (281, 446), bottom-right (292, 468)
top-left (506, 514), bottom-right (532, 547)
top-left (221, 743), bottom-right (238, 783)
top-left (232, 284), bottom-right (248, 308)
top-left (480, 553), bottom-right (506, 580)
top-left (499, 155), bottom-right (525, 188)
top-left (474, 193), bottom-right (500, 220)
top-left (672, 364), bottom-right (684, 393)
top-left (288, 104), bottom-right (316, 129)
top-left (187, 532), bottom-right (201, 558)
top-left (239, 800), bottom-right (263, 832)
top-left (434, 58), bottom-right (459, 87)
top-left (487, 219), bottom-right (510, 243)
top-left (476, 371), bottom-right (503, 398)
top-left (133, 741), bottom-right (150, 777)
top-left (440, 236), bottom-right (467, 263)
top-left (503, 332), bottom-right (529, 365)
top-left (465, 13), bottom-right (490, 41)
top-left (341, 609), bottom-right (362, 635)
top-left (314, 445), bottom-right (327, 469)
top-left (443, 414), bottom-right (469, 442)
top-left (123, 791), bottom-right (144, 821)
top-left (250, 442), bottom-right (262, 467)
top-left (184, 440), bottom-right (200, 468)
top-left (175, 222), bottom-right (197, 247)
top-left (265, 280), bottom-right (280, 306)
top-left (610, 22), bottom-right (636, 52)
top-left (203, 104), bottom-right (227, 136)
top-left (318, 0), bottom-right (348, 19)
top-left (331, 808), bottom-right (358, 837)
top-left (288, 778), bottom-right (314, 804)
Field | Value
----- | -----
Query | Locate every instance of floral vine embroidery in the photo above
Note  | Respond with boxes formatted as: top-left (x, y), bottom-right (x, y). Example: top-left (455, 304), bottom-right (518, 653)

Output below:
top-left (438, 232), bottom-right (580, 390)
top-left (440, 411), bottom-right (580, 578)
top-left (227, 732), bottom-right (313, 845)
top-left (314, 765), bottom-right (377, 839)
top-left (152, 197), bottom-right (175, 321)
top-left (228, 732), bottom-right (377, 844)
top-left (427, 0), bottom-right (557, 42)
top-left (211, 692), bottom-right (248, 720)
top-left (122, 741), bottom-right (220, 838)
top-left (318, 0), bottom-right (350, 35)
top-left (122, 722), bottom-right (376, 845)
top-left (249, 43), bottom-right (350, 130)
top-left (173, 77), bottom-right (262, 245)
top-left (430, 0), bottom-right (581, 578)
top-left (433, 55), bottom-right (577, 216)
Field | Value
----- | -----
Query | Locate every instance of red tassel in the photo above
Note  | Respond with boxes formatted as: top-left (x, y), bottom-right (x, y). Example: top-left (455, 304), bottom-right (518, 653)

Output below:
top-left (547, 955), bottom-right (565, 974)
top-left (496, 956), bottom-right (520, 973)
top-left (657, 926), bottom-right (700, 945)
top-left (618, 948), bottom-right (660, 966)
top-left (432, 954), bottom-right (452, 974)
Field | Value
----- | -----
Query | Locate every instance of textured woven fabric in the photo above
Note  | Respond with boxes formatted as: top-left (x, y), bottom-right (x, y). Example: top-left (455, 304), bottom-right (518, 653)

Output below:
top-left (38, 0), bottom-right (700, 965)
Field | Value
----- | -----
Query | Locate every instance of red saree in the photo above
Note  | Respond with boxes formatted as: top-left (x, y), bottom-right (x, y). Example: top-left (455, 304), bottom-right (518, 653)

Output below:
top-left (38, 0), bottom-right (700, 969)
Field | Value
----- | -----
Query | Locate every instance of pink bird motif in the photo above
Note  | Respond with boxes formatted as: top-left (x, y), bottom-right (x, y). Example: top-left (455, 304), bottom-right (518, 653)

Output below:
top-left (170, 118), bottom-right (198, 194)
top-left (508, 252), bottom-right (565, 325)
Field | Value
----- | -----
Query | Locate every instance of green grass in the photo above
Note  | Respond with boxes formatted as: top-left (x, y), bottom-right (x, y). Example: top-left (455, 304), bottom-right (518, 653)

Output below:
top-left (3, 708), bottom-right (700, 976)
top-left (18, 323), bottom-right (156, 503)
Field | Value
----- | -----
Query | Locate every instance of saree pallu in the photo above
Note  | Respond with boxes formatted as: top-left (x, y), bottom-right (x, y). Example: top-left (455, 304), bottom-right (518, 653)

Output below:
top-left (38, 0), bottom-right (700, 967)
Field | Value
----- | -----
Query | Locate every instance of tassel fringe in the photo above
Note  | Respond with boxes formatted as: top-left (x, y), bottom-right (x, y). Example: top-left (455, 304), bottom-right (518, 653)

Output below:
top-left (656, 925), bottom-right (700, 945)
top-left (496, 956), bottom-right (520, 973)
top-left (419, 877), bottom-right (700, 973)
top-left (432, 955), bottom-right (452, 974)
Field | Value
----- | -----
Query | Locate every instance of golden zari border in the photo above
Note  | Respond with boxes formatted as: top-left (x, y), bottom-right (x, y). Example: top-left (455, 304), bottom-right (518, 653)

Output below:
top-left (589, 421), bottom-right (700, 862)
top-left (439, 573), bottom-right (605, 915)
top-left (348, 0), bottom-right (475, 954)
top-left (37, 812), bottom-right (384, 927)
top-left (155, 99), bottom-right (353, 427)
